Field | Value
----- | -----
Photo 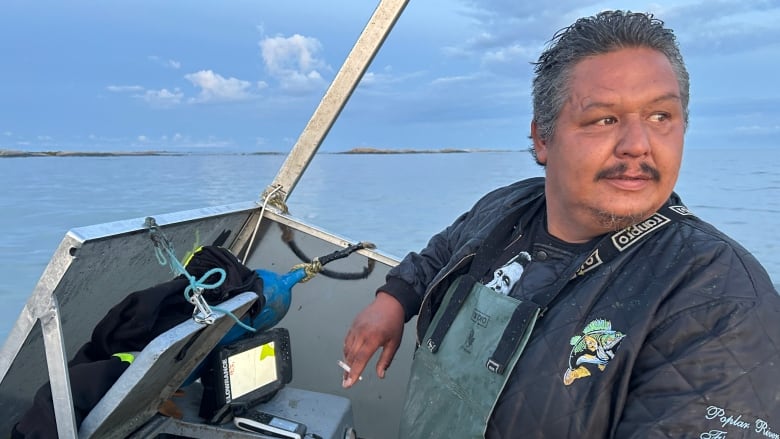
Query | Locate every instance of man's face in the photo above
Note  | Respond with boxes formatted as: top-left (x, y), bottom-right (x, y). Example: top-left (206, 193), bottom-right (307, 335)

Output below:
top-left (533, 47), bottom-right (685, 243)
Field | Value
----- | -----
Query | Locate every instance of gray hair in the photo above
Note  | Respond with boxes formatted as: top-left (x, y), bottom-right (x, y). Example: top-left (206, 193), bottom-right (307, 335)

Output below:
top-left (531, 10), bottom-right (690, 164)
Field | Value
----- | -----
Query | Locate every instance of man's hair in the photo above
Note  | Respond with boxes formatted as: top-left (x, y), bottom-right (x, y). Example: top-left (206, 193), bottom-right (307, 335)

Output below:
top-left (531, 10), bottom-right (690, 163)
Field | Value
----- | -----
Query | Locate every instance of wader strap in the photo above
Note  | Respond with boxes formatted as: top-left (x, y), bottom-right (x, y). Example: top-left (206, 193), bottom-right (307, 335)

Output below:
top-left (426, 274), bottom-right (475, 353)
top-left (426, 203), bottom-right (531, 353)
top-left (486, 300), bottom-right (539, 374)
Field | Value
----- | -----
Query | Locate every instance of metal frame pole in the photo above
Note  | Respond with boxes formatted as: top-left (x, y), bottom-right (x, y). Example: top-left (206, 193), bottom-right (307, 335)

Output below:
top-left (265, 0), bottom-right (410, 204)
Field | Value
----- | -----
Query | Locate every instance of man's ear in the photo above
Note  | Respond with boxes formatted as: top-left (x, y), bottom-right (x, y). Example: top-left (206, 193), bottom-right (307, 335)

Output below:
top-left (531, 121), bottom-right (548, 165)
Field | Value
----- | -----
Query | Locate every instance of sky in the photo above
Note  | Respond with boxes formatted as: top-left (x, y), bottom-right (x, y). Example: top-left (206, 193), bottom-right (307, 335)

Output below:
top-left (1, 0), bottom-right (778, 153)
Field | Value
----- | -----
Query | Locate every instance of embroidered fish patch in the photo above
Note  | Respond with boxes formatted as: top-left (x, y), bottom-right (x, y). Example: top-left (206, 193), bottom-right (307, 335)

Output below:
top-left (563, 319), bottom-right (625, 385)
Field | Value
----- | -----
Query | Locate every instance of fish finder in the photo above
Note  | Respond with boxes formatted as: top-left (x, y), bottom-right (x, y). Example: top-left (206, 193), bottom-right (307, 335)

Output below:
top-left (199, 327), bottom-right (293, 423)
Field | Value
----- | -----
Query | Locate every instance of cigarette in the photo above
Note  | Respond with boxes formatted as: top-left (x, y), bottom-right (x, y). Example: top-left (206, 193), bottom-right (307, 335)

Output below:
top-left (338, 360), bottom-right (363, 381)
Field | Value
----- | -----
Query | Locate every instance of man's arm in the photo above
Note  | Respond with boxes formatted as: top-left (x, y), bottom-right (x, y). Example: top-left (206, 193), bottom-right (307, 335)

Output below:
top-left (342, 292), bottom-right (406, 388)
top-left (615, 286), bottom-right (780, 438)
top-left (341, 179), bottom-right (543, 387)
top-left (340, 211), bottom-right (472, 387)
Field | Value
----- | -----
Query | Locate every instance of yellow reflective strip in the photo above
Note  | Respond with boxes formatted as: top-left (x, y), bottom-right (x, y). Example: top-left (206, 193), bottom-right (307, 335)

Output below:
top-left (112, 352), bottom-right (136, 364)
top-left (182, 246), bottom-right (205, 267)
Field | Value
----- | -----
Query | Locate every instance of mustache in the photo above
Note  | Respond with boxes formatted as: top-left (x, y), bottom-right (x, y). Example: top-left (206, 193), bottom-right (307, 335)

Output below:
top-left (596, 162), bottom-right (660, 181)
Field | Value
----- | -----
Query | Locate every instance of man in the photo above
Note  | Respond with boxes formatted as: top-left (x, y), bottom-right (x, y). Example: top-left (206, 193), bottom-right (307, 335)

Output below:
top-left (342, 10), bottom-right (780, 438)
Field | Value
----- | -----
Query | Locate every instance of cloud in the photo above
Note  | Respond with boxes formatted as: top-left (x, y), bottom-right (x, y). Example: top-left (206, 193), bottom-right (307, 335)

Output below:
top-left (430, 75), bottom-right (478, 86)
top-left (140, 88), bottom-right (184, 107)
top-left (656, 0), bottom-right (780, 55)
top-left (359, 68), bottom-right (425, 90)
top-left (686, 94), bottom-right (780, 147)
top-left (442, 0), bottom-right (607, 74)
top-left (184, 70), bottom-right (261, 103)
top-left (133, 133), bottom-right (232, 149)
top-left (655, 0), bottom-right (779, 27)
top-left (148, 55), bottom-right (181, 69)
top-left (454, 0), bottom-right (780, 61)
top-left (106, 85), bottom-right (145, 93)
top-left (259, 34), bottom-right (329, 94)
top-left (482, 43), bottom-right (538, 65)
top-left (460, 0), bottom-right (602, 20)
top-left (692, 96), bottom-right (780, 117)
top-left (735, 124), bottom-right (780, 134)
top-left (108, 72), bottom-right (263, 107)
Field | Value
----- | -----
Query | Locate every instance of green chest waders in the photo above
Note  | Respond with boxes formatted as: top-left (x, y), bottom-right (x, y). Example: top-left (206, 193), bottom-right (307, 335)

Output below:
top-left (399, 277), bottom-right (540, 438)
top-left (398, 203), bottom-right (687, 438)
top-left (399, 205), bottom-right (544, 438)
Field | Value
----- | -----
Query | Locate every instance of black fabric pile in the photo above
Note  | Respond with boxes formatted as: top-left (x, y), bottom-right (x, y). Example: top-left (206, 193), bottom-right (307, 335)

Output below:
top-left (12, 246), bottom-right (264, 438)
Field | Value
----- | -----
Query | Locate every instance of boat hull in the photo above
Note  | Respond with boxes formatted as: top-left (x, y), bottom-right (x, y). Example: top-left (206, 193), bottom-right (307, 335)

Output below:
top-left (0, 202), bottom-right (415, 439)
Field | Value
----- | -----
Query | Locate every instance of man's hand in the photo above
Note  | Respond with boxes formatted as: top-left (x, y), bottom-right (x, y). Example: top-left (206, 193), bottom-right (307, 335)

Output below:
top-left (342, 292), bottom-right (405, 388)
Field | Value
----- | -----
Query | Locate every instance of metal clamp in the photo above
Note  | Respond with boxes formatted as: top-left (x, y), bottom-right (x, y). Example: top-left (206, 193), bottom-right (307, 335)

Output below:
top-left (189, 287), bottom-right (216, 325)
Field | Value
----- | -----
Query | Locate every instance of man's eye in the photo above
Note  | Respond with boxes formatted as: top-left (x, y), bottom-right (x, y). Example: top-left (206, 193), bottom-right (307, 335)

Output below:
top-left (595, 117), bottom-right (618, 126)
top-left (649, 112), bottom-right (670, 122)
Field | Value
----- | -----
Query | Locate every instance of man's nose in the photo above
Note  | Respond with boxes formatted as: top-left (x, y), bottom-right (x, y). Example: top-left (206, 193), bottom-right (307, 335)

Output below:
top-left (615, 115), bottom-right (650, 157)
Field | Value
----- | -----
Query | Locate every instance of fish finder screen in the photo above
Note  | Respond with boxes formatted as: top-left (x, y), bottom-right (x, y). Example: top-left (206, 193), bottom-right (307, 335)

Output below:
top-left (225, 340), bottom-right (279, 399)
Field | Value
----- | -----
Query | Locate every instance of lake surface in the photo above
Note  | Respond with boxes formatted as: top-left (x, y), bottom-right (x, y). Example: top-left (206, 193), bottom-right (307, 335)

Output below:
top-left (1, 149), bottom-right (778, 338)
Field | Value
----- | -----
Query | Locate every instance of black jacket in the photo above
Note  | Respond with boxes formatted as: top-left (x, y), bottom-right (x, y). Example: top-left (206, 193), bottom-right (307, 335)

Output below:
top-left (382, 177), bottom-right (780, 438)
top-left (13, 246), bottom-right (263, 438)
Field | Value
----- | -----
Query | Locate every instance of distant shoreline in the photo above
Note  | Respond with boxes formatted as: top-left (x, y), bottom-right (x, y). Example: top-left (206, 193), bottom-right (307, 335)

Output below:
top-left (336, 147), bottom-right (512, 154)
top-left (0, 150), bottom-right (279, 158)
top-left (0, 147), bottom-right (517, 158)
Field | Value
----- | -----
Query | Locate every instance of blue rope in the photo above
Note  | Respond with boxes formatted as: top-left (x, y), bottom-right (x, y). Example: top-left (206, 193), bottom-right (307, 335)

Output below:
top-left (152, 239), bottom-right (256, 333)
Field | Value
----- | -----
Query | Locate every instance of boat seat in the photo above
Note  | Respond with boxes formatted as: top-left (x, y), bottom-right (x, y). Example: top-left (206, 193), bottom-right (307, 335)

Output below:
top-left (77, 291), bottom-right (259, 439)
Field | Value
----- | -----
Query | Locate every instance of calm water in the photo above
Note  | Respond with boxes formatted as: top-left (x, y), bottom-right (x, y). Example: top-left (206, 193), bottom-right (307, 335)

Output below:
top-left (1, 149), bottom-right (778, 338)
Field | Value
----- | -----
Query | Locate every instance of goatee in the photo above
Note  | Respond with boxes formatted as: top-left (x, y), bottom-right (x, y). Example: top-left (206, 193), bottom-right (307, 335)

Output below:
top-left (591, 209), bottom-right (651, 232)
